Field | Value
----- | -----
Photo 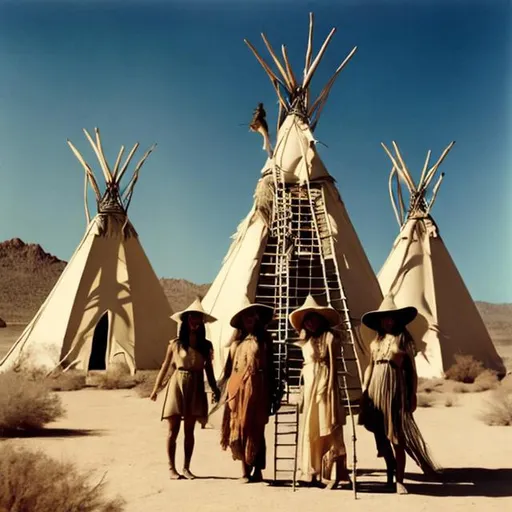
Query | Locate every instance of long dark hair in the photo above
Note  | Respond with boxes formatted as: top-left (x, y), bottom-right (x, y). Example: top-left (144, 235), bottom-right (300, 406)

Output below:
top-left (178, 314), bottom-right (210, 360)
top-left (300, 312), bottom-right (331, 339)
top-left (229, 323), bottom-right (269, 345)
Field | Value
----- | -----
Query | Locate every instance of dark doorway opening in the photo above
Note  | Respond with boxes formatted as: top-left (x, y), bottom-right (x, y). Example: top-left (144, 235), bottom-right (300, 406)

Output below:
top-left (88, 312), bottom-right (109, 370)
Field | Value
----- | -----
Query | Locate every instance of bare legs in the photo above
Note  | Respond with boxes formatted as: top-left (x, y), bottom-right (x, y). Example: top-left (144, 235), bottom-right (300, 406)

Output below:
top-left (183, 416), bottom-right (197, 479)
top-left (379, 438), bottom-right (407, 494)
top-left (167, 416), bottom-right (198, 480)
top-left (167, 417), bottom-right (181, 479)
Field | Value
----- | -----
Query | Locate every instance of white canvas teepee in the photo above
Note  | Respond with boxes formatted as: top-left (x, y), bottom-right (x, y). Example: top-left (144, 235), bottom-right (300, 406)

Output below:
top-left (378, 141), bottom-right (506, 378)
top-left (203, 14), bottom-right (382, 389)
top-left (0, 129), bottom-right (176, 375)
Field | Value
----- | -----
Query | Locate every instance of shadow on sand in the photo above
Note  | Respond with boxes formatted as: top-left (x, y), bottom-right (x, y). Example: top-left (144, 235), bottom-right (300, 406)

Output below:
top-left (357, 468), bottom-right (512, 498)
top-left (0, 428), bottom-right (104, 439)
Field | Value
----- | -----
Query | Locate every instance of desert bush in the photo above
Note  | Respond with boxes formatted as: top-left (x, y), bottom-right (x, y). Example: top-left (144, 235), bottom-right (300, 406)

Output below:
top-left (452, 382), bottom-right (471, 394)
top-left (472, 369), bottom-right (499, 392)
top-left (445, 355), bottom-right (485, 383)
top-left (444, 395), bottom-right (457, 407)
top-left (418, 378), bottom-right (445, 394)
top-left (90, 364), bottom-right (139, 390)
top-left (479, 387), bottom-right (512, 426)
top-left (0, 444), bottom-right (124, 511)
top-left (134, 370), bottom-right (159, 398)
top-left (0, 370), bottom-right (64, 432)
top-left (417, 393), bottom-right (436, 408)
top-left (46, 370), bottom-right (87, 392)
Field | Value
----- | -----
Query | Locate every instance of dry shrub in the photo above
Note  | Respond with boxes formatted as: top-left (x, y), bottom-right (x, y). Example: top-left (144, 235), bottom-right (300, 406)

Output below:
top-left (134, 370), bottom-right (159, 398)
top-left (417, 393), bottom-right (436, 408)
top-left (0, 370), bottom-right (64, 432)
top-left (46, 370), bottom-right (87, 392)
top-left (418, 378), bottom-right (445, 394)
top-left (472, 369), bottom-right (499, 392)
top-left (90, 364), bottom-right (139, 390)
top-left (445, 355), bottom-right (485, 383)
top-left (0, 444), bottom-right (124, 511)
top-left (444, 395), bottom-right (458, 407)
top-left (452, 382), bottom-right (471, 394)
top-left (479, 386), bottom-right (512, 426)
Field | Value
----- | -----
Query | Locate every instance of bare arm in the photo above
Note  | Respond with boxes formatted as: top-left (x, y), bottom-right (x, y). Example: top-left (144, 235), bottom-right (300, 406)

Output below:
top-left (150, 343), bottom-right (174, 399)
top-left (204, 347), bottom-right (220, 400)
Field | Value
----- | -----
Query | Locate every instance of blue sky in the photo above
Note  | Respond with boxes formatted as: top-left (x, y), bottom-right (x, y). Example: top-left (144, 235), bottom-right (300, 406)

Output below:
top-left (0, 0), bottom-right (510, 302)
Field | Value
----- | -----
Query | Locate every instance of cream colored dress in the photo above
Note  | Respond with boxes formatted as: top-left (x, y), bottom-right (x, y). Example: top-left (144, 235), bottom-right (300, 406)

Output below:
top-left (298, 331), bottom-right (346, 479)
top-left (161, 338), bottom-right (212, 426)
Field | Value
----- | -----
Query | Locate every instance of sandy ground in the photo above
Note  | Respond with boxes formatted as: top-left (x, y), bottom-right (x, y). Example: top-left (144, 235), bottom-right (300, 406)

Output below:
top-left (1, 387), bottom-right (511, 512)
top-left (1, 328), bottom-right (511, 511)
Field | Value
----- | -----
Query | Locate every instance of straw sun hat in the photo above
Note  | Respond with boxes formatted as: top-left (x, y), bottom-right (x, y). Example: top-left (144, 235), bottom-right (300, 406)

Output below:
top-left (361, 295), bottom-right (417, 332)
top-left (171, 297), bottom-right (217, 324)
top-left (229, 295), bottom-right (274, 329)
top-left (289, 294), bottom-right (341, 332)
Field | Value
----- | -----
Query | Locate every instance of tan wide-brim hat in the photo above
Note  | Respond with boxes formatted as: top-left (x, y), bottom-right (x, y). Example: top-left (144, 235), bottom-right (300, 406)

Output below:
top-left (361, 295), bottom-right (417, 332)
top-left (289, 294), bottom-right (341, 332)
top-left (171, 297), bottom-right (217, 324)
top-left (229, 295), bottom-right (274, 329)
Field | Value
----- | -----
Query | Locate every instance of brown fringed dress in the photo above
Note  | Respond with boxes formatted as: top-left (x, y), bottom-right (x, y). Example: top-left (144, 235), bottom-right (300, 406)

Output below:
top-left (359, 332), bottom-right (438, 474)
top-left (220, 333), bottom-right (275, 469)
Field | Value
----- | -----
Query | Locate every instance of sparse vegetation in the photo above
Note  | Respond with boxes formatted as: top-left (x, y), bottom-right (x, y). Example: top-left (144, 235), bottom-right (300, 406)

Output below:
top-left (134, 370), bottom-right (159, 398)
top-left (479, 382), bottom-right (512, 426)
top-left (417, 393), bottom-right (436, 408)
top-left (0, 444), bottom-right (124, 511)
top-left (444, 395), bottom-right (457, 407)
top-left (418, 378), bottom-right (445, 394)
top-left (0, 370), bottom-right (65, 433)
top-left (46, 370), bottom-right (87, 392)
top-left (472, 369), bottom-right (499, 392)
top-left (89, 364), bottom-right (144, 390)
top-left (445, 354), bottom-right (486, 383)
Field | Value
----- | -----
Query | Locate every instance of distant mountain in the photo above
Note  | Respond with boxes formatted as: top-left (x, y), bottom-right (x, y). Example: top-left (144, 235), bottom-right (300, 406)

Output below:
top-left (0, 239), bottom-right (510, 356)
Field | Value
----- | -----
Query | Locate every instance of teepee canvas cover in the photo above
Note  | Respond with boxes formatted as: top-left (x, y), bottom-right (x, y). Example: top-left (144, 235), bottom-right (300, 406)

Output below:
top-left (378, 141), bottom-right (506, 378)
top-left (203, 15), bottom-right (382, 395)
top-left (0, 129), bottom-right (176, 374)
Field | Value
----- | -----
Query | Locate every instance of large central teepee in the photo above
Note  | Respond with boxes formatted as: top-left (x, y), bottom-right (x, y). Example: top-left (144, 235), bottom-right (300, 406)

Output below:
top-left (378, 141), bottom-right (506, 378)
top-left (203, 15), bottom-right (382, 400)
top-left (0, 129), bottom-right (176, 374)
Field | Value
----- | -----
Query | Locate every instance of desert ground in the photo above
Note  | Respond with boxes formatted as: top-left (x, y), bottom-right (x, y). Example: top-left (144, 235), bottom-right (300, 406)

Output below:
top-left (1, 329), bottom-right (511, 512)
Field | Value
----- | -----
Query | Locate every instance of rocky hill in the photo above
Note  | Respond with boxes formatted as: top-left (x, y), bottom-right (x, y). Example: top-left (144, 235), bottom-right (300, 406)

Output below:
top-left (0, 239), bottom-right (510, 358)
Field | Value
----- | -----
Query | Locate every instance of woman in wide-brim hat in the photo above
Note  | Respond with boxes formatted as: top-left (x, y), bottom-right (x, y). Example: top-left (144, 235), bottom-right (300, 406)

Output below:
top-left (218, 295), bottom-right (277, 483)
top-left (289, 295), bottom-right (352, 490)
top-left (359, 295), bottom-right (438, 495)
top-left (150, 297), bottom-right (220, 480)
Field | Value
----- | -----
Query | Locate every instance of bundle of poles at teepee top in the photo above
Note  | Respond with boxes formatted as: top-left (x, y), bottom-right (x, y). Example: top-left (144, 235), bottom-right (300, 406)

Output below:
top-left (67, 127), bottom-right (156, 225)
top-left (244, 12), bottom-right (358, 133)
top-left (381, 140), bottom-right (456, 228)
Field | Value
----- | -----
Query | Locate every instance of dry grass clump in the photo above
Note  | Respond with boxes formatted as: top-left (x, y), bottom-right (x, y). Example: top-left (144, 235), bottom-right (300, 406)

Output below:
top-left (46, 370), bottom-right (87, 391)
top-left (479, 381), bottom-right (512, 427)
top-left (134, 370), bottom-right (159, 398)
top-left (89, 364), bottom-right (139, 390)
top-left (417, 393), bottom-right (436, 408)
top-left (444, 394), bottom-right (458, 407)
top-left (445, 354), bottom-right (485, 383)
top-left (418, 378), bottom-right (446, 394)
top-left (472, 369), bottom-right (499, 392)
top-left (0, 444), bottom-right (124, 511)
top-left (0, 370), bottom-right (64, 433)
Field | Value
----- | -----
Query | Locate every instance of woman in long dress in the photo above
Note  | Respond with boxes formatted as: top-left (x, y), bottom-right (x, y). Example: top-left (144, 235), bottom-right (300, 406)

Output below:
top-left (359, 295), bottom-right (438, 494)
top-left (150, 297), bottom-right (220, 480)
top-left (218, 297), bottom-right (277, 483)
top-left (289, 295), bottom-right (351, 489)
